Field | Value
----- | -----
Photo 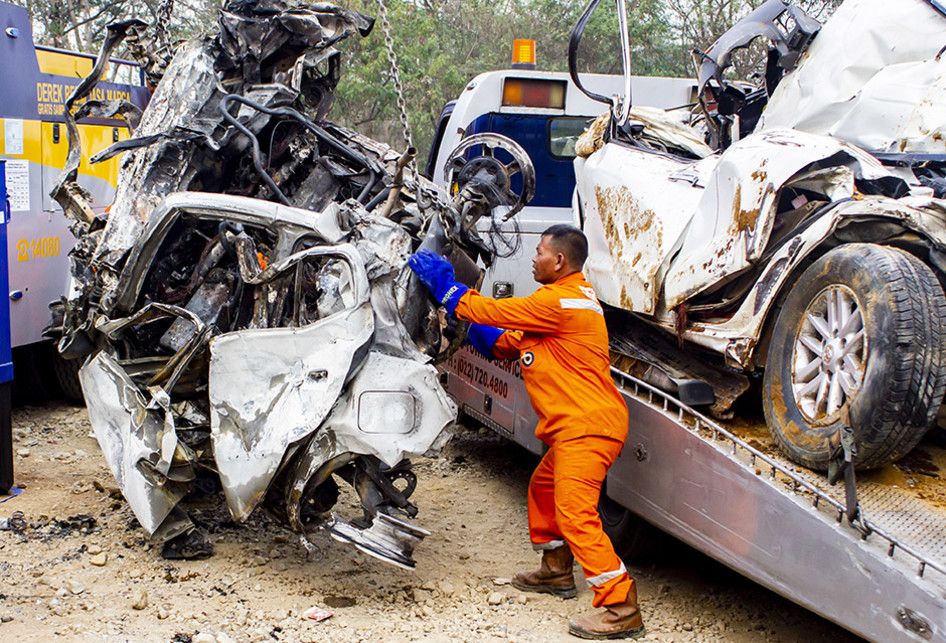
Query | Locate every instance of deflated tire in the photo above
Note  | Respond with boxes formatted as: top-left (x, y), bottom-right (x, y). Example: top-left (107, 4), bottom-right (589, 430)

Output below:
top-left (763, 243), bottom-right (946, 470)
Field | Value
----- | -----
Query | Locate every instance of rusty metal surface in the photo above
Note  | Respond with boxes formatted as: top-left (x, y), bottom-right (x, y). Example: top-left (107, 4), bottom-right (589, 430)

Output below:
top-left (576, 0), bottom-right (946, 365)
top-left (574, 0), bottom-right (946, 480)
top-left (50, 0), bottom-right (535, 568)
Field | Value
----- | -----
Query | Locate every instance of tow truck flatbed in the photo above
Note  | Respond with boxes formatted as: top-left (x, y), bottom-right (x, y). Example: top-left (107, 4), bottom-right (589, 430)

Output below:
top-left (445, 353), bottom-right (946, 641)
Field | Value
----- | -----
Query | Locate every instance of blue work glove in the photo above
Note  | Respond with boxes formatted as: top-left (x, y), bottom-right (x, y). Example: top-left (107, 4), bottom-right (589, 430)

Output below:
top-left (466, 323), bottom-right (504, 359)
top-left (408, 249), bottom-right (469, 315)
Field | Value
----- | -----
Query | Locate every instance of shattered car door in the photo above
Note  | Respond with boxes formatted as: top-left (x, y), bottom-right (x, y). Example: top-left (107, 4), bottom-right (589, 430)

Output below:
top-left (83, 349), bottom-right (192, 534)
top-left (209, 244), bottom-right (373, 520)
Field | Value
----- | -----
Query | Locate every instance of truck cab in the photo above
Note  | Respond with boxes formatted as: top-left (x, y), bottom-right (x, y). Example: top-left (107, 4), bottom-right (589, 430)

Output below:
top-left (427, 56), bottom-right (695, 452)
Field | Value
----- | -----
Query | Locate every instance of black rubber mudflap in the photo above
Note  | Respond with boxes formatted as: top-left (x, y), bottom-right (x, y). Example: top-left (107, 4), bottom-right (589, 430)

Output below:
top-left (0, 382), bottom-right (12, 494)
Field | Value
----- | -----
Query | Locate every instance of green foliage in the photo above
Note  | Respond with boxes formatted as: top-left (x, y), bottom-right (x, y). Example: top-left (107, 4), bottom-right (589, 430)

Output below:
top-left (9, 0), bottom-right (217, 52)
top-left (15, 0), bottom-right (844, 159)
top-left (333, 0), bottom-right (686, 159)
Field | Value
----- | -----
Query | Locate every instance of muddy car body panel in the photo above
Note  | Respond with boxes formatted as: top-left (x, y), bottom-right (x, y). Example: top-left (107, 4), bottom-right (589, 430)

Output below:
top-left (576, 0), bottom-right (944, 361)
top-left (571, 0), bottom-right (946, 470)
top-left (577, 145), bottom-right (703, 315)
top-left (661, 128), bottom-right (904, 309)
top-left (638, 196), bottom-right (946, 368)
top-left (576, 126), bottom-right (905, 316)
top-left (760, 0), bottom-right (946, 154)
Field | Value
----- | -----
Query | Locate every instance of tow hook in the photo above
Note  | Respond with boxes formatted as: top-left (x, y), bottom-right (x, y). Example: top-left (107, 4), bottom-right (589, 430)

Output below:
top-left (827, 409), bottom-right (871, 536)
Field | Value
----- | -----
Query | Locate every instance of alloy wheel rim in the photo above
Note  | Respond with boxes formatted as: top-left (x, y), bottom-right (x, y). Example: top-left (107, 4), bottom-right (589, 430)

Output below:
top-left (791, 285), bottom-right (868, 423)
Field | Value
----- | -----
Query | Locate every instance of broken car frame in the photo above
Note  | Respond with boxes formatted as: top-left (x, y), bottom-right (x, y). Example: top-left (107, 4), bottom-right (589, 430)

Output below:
top-left (49, 0), bottom-right (535, 568)
top-left (572, 0), bottom-right (946, 472)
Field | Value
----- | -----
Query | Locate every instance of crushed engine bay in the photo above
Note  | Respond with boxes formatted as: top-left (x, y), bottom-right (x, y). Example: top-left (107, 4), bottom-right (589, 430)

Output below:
top-left (48, 0), bottom-right (535, 568)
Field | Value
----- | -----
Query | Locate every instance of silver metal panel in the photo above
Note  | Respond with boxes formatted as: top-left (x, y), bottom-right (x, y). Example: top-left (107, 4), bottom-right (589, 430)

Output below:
top-left (208, 245), bottom-right (374, 521)
top-left (608, 378), bottom-right (945, 642)
top-left (80, 351), bottom-right (187, 534)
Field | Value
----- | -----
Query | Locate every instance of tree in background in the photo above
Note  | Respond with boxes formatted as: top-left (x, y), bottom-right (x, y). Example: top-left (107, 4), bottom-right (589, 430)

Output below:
top-left (334, 0), bottom-right (682, 157)
top-left (10, 0), bottom-right (216, 52)
top-left (14, 0), bottom-right (842, 158)
top-left (665, 0), bottom-right (842, 82)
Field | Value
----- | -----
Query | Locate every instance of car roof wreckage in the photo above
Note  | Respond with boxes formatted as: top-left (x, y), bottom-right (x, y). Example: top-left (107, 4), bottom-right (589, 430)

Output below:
top-left (49, 0), bottom-right (535, 568)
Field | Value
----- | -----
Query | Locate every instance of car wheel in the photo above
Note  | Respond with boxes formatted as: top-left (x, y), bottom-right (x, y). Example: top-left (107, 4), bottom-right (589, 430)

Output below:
top-left (763, 243), bottom-right (946, 470)
top-left (51, 349), bottom-right (85, 404)
top-left (599, 486), bottom-right (662, 563)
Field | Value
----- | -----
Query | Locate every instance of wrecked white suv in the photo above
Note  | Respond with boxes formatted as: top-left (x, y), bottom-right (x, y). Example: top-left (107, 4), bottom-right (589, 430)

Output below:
top-left (49, 1), bottom-right (534, 566)
top-left (571, 0), bottom-right (946, 470)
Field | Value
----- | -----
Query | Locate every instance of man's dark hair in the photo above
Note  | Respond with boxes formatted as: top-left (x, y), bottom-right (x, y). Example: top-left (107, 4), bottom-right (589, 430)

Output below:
top-left (542, 224), bottom-right (588, 268)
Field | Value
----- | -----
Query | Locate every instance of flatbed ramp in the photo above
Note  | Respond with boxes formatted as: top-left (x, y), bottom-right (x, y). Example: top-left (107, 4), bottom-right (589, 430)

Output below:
top-left (446, 349), bottom-right (945, 640)
top-left (605, 369), bottom-right (945, 642)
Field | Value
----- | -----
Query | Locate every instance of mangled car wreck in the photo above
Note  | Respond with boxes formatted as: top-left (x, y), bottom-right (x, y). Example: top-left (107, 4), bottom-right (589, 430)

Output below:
top-left (49, 1), bottom-right (534, 567)
top-left (572, 0), bottom-right (946, 471)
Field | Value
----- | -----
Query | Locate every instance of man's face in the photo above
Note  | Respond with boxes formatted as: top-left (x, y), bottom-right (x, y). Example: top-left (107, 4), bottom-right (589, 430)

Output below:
top-left (532, 236), bottom-right (564, 284)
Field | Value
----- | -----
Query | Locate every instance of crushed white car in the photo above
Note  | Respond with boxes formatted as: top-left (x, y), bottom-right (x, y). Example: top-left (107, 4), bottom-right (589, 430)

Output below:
top-left (49, 0), bottom-right (534, 567)
top-left (572, 0), bottom-right (946, 470)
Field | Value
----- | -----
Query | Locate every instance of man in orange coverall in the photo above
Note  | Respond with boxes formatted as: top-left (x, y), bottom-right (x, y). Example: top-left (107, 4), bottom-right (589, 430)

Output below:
top-left (409, 224), bottom-right (643, 640)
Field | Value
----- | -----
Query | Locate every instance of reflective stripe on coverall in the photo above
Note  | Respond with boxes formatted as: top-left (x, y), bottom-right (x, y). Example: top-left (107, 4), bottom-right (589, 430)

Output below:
top-left (454, 271), bottom-right (632, 607)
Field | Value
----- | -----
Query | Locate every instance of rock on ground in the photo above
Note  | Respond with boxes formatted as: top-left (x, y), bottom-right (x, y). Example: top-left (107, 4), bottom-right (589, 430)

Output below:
top-left (0, 402), bottom-right (859, 642)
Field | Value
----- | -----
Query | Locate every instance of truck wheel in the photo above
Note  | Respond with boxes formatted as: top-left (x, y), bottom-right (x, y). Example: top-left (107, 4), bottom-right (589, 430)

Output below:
top-left (51, 351), bottom-right (85, 404)
top-left (599, 489), bottom-right (662, 563)
top-left (763, 244), bottom-right (946, 470)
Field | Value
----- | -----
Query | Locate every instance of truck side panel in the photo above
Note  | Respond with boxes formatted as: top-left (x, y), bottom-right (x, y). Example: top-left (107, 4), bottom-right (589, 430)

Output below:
top-left (0, 3), bottom-right (147, 348)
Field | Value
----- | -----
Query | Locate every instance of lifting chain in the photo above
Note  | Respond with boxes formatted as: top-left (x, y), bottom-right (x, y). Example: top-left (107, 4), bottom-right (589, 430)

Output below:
top-left (154, 0), bottom-right (175, 49)
top-left (374, 0), bottom-right (417, 176)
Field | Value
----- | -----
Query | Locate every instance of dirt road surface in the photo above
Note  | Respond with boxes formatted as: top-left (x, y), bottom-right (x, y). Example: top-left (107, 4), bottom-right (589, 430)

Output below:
top-left (0, 402), bottom-right (860, 642)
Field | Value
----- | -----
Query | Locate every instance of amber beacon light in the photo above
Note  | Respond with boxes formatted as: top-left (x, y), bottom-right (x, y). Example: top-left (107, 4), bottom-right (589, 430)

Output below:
top-left (511, 38), bottom-right (536, 69)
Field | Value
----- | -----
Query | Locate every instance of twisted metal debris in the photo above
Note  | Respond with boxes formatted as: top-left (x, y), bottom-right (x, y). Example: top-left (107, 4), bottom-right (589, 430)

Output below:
top-left (49, 0), bottom-right (534, 568)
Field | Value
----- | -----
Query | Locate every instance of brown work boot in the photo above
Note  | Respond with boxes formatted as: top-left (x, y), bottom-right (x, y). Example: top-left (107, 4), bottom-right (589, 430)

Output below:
top-left (511, 544), bottom-right (577, 599)
top-left (567, 585), bottom-right (644, 640)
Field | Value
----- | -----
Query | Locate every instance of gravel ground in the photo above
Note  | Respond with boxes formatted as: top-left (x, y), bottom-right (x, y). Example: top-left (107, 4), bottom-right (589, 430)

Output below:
top-left (0, 402), bottom-right (862, 642)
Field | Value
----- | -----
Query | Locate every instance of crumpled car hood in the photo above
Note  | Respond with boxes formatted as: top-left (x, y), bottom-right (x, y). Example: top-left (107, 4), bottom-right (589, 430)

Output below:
top-left (662, 128), bottom-right (906, 307)
top-left (759, 0), bottom-right (946, 154)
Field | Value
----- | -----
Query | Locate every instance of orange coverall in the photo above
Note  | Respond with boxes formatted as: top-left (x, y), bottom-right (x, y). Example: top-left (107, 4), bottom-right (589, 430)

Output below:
top-left (454, 271), bottom-right (632, 607)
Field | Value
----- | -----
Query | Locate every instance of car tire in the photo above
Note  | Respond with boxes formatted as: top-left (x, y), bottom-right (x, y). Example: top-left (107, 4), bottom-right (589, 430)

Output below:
top-left (599, 487), bottom-right (662, 563)
top-left (763, 243), bottom-right (946, 470)
top-left (51, 351), bottom-right (85, 404)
